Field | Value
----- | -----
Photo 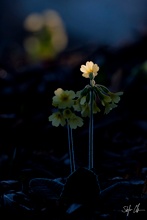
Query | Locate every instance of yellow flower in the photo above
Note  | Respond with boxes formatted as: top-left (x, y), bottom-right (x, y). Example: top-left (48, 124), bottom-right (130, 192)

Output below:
top-left (104, 103), bottom-right (117, 114)
top-left (80, 100), bottom-right (101, 117)
top-left (101, 94), bottom-right (112, 106)
top-left (63, 108), bottom-right (73, 119)
top-left (81, 102), bottom-right (90, 117)
top-left (48, 111), bottom-right (66, 127)
top-left (80, 61), bottom-right (99, 79)
top-left (73, 90), bottom-right (101, 117)
top-left (93, 100), bottom-right (101, 114)
top-left (52, 88), bottom-right (76, 109)
top-left (68, 113), bottom-right (84, 129)
top-left (73, 89), bottom-right (88, 112)
top-left (108, 91), bottom-right (123, 104)
top-left (73, 98), bottom-right (82, 112)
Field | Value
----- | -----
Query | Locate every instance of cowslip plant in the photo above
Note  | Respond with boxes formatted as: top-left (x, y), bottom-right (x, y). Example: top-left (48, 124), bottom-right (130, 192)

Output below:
top-left (49, 61), bottom-right (123, 173)
top-left (77, 61), bottom-right (123, 170)
top-left (49, 88), bottom-right (84, 173)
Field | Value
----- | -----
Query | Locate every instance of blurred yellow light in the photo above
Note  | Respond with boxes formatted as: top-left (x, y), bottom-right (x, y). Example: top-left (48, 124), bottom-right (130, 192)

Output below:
top-left (43, 9), bottom-right (68, 53)
top-left (23, 9), bottom-right (68, 61)
top-left (43, 9), bottom-right (63, 28)
top-left (24, 13), bottom-right (44, 32)
top-left (51, 28), bottom-right (68, 52)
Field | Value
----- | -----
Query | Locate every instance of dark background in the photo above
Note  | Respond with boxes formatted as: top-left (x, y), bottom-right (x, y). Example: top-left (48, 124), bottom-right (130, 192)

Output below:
top-left (0, 1), bottom-right (147, 219)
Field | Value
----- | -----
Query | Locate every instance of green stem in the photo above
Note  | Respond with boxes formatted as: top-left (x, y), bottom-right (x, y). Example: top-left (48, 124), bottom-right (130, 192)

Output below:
top-left (89, 89), bottom-right (94, 170)
top-left (67, 123), bottom-right (75, 173)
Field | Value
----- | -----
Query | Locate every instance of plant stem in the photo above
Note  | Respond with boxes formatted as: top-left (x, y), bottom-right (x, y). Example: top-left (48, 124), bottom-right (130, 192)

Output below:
top-left (89, 89), bottom-right (94, 170)
top-left (67, 123), bottom-right (75, 173)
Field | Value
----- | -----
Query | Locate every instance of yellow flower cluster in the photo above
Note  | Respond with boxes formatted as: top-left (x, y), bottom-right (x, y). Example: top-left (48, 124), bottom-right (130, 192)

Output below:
top-left (73, 89), bottom-right (100, 117)
top-left (49, 88), bottom-right (84, 129)
top-left (78, 61), bottom-right (123, 115)
top-left (49, 61), bottom-right (123, 128)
